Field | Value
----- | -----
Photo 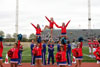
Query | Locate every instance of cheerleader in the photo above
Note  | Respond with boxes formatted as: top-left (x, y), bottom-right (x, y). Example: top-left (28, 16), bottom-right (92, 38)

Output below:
top-left (44, 16), bottom-right (55, 39)
top-left (72, 40), bottom-right (77, 64)
top-left (88, 40), bottom-right (92, 57)
top-left (67, 41), bottom-right (72, 66)
top-left (57, 41), bottom-right (61, 52)
top-left (93, 40), bottom-right (96, 53)
top-left (8, 34), bottom-right (22, 67)
top-left (32, 42), bottom-right (42, 67)
top-left (30, 40), bottom-right (35, 65)
top-left (42, 40), bottom-right (46, 65)
top-left (53, 20), bottom-right (70, 38)
top-left (55, 45), bottom-right (67, 67)
top-left (31, 23), bottom-right (43, 40)
top-left (72, 42), bottom-right (83, 67)
top-left (47, 40), bottom-right (54, 65)
top-left (93, 47), bottom-right (100, 66)
top-left (0, 36), bottom-right (3, 67)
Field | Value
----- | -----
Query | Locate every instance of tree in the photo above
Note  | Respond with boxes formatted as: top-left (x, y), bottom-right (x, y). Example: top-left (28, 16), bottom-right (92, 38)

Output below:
top-left (6, 34), bottom-right (12, 38)
top-left (0, 31), bottom-right (5, 37)
top-left (13, 33), bottom-right (17, 38)
top-left (21, 34), bottom-right (28, 42)
top-left (29, 33), bottom-right (36, 39)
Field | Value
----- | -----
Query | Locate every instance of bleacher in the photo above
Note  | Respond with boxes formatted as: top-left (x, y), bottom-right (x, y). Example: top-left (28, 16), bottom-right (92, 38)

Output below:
top-left (41, 29), bottom-right (100, 42)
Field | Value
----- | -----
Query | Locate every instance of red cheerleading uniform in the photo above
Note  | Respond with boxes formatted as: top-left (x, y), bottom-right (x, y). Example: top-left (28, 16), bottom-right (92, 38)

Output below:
top-left (72, 48), bottom-right (83, 57)
top-left (55, 45), bottom-right (67, 62)
top-left (32, 43), bottom-right (42, 56)
top-left (45, 16), bottom-right (55, 28)
top-left (55, 51), bottom-right (67, 62)
top-left (93, 47), bottom-right (100, 60)
top-left (0, 41), bottom-right (3, 57)
top-left (72, 42), bottom-right (83, 57)
top-left (10, 40), bottom-right (20, 59)
top-left (54, 20), bottom-right (70, 34)
top-left (31, 23), bottom-right (42, 35)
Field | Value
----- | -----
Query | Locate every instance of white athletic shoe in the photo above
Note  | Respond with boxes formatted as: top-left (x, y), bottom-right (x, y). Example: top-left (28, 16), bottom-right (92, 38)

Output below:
top-left (72, 61), bottom-right (76, 64)
top-left (68, 64), bottom-right (72, 66)
top-left (97, 61), bottom-right (99, 64)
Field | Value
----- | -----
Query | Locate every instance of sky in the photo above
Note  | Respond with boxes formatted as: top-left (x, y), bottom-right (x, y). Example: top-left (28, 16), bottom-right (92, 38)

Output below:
top-left (0, 0), bottom-right (100, 37)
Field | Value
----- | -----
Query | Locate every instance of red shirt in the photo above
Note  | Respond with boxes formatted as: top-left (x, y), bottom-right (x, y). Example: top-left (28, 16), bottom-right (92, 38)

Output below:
top-left (45, 16), bottom-right (54, 28)
top-left (55, 51), bottom-right (67, 62)
top-left (31, 23), bottom-right (42, 35)
top-left (10, 40), bottom-right (20, 59)
top-left (92, 42), bottom-right (96, 48)
top-left (88, 42), bottom-right (92, 47)
top-left (95, 41), bottom-right (99, 48)
top-left (54, 20), bottom-right (70, 33)
top-left (32, 43), bottom-right (42, 56)
top-left (94, 47), bottom-right (100, 60)
top-left (0, 41), bottom-right (3, 57)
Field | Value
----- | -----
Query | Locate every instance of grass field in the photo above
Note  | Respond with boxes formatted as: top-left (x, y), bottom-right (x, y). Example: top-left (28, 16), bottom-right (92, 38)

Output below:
top-left (2, 46), bottom-right (96, 63)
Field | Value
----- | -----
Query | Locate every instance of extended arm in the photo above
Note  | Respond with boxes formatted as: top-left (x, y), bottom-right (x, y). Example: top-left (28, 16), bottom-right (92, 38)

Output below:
top-left (45, 16), bottom-right (51, 23)
top-left (18, 40), bottom-right (20, 50)
top-left (65, 20), bottom-right (71, 27)
top-left (31, 23), bottom-right (37, 29)
top-left (53, 22), bottom-right (62, 28)
top-left (0, 41), bottom-right (3, 49)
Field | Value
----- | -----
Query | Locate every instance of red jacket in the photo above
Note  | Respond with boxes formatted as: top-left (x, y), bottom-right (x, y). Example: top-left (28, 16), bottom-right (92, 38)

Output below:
top-left (10, 40), bottom-right (20, 59)
top-left (94, 47), bottom-right (100, 60)
top-left (31, 23), bottom-right (42, 35)
top-left (55, 51), bottom-right (67, 62)
top-left (0, 41), bottom-right (3, 57)
top-left (45, 16), bottom-right (54, 28)
top-left (32, 43), bottom-right (42, 56)
top-left (54, 20), bottom-right (70, 33)
top-left (72, 48), bottom-right (83, 57)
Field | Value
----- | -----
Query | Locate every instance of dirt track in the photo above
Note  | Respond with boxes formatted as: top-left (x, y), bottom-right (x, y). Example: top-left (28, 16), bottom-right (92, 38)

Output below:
top-left (3, 63), bottom-right (99, 67)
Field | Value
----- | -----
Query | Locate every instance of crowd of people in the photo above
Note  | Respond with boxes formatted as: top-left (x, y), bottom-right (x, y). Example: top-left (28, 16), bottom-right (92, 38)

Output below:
top-left (0, 16), bottom-right (100, 67)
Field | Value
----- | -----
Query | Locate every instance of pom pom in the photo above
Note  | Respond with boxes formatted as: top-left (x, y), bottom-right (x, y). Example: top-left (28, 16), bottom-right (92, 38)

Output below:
top-left (8, 49), bottom-right (13, 58)
top-left (37, 36), bottom-right (41, 43)
top-left (61, 37), bottom-right (67, 44)
top-left (78, 37), bottom-right (84, 42)
top-left (0, 36), bottom-right (3, 41)
top-left (18, 34), bottom-right (22, 40)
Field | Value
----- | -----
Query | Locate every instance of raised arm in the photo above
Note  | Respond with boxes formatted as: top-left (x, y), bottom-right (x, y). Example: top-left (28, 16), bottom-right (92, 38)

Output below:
top-left (80, 42), bottom-right (83, 48)
top-left (39, 43), bottom-right (42, 48)
top-left (0, 37), bottom-right (3, 49)
top-left (0, 41), bottom-right (3, 49)
top-left (45, 16), bottom-right (51, 23)
top-left (31, 23), bottom-right (37, 29)
top-left (53, 22), bottom-right (62, 28)
top-left (18, 40), bottom-right (20, 50)
top-left (17, 34), bottom-right (22, 50)
top-left (65, 20), bottom-right (71, 27)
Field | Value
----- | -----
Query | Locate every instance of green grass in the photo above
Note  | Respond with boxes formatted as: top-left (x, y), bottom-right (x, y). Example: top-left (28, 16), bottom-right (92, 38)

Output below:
top-left (2, 46), bottom-right (96, 63)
